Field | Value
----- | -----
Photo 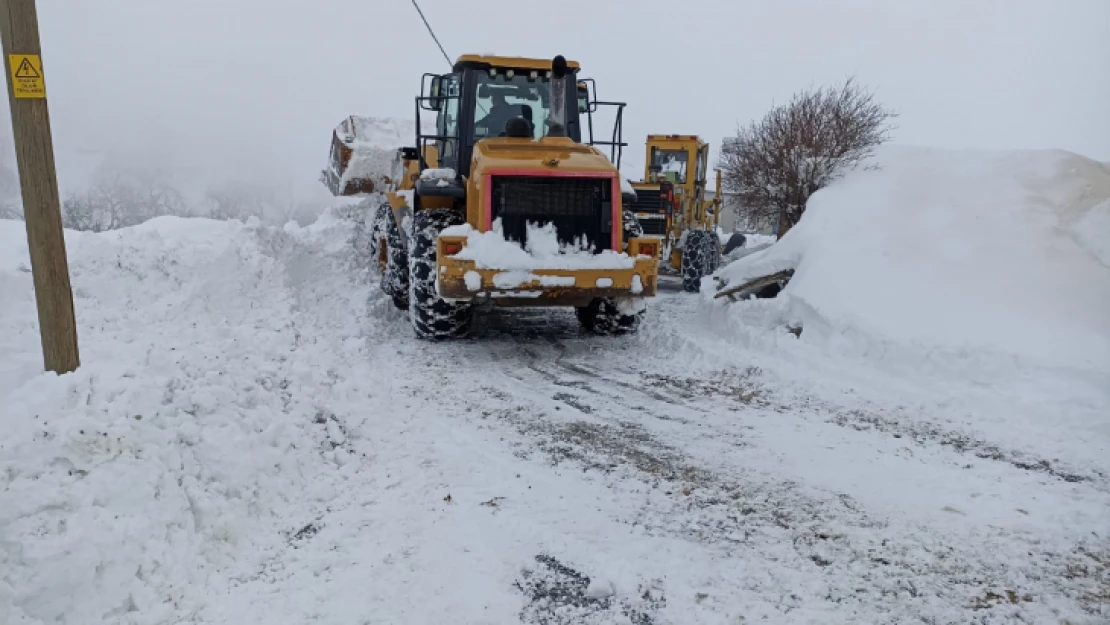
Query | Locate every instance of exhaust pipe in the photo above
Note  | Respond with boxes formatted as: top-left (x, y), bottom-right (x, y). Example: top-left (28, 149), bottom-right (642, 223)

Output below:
top-left (548, 55), bottom-right (568, 138)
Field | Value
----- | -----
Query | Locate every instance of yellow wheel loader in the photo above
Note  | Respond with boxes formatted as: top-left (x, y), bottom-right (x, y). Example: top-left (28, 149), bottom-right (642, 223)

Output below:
top-left (322, 54), bottom-right (659, 339)
top-left (624, 135), bottom-right (742, 292)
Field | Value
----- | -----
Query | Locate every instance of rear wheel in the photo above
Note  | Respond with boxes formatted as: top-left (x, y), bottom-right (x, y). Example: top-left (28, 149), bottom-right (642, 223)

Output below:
top-left (381, 208), bottom-right (409, 310)
top-left (706, 231), bottom-right (722, 273)
top-left (408, 209), bottom-right (475, 339)
top-left (576, 297), bottom-right (644, 335)
top-left (681, 230), bottom-right (713, 292)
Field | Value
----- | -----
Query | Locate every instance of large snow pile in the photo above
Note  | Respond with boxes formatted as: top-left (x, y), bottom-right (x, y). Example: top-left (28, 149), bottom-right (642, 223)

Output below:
top-left (0, 213), bottom-right (375, 624)
top-left (709, 146), bottom-right (1110, 373)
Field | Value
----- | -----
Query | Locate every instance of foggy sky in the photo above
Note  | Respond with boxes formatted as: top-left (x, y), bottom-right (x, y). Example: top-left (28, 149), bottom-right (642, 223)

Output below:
top-left (4, 0), bottom-right (1108, 204)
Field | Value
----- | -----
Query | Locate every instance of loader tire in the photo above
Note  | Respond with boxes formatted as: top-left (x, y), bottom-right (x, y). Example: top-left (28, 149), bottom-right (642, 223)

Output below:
top-left (368, 201), bottom-right (391, 272)
top-left (408, 208), bottom-right (475, 339)
top-left (681, 230), bottom-right (713, 293)
top-left (381, 207), bottom-right (409, 310)
top-left (576, 297), bottom-right (644, 335)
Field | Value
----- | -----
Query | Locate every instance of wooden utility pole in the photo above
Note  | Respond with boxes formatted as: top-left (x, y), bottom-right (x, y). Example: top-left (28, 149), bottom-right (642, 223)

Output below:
top-left (0, 0), bottom-right (79, 373)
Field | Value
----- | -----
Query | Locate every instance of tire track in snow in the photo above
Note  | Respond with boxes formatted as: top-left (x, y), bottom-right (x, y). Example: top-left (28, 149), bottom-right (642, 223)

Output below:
top-left (427, 308), bottom-right (1110, 622)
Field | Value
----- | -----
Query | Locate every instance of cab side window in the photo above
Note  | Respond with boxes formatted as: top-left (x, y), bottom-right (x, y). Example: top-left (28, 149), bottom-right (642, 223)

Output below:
top-left (436, 74), bottom-right (461, 170)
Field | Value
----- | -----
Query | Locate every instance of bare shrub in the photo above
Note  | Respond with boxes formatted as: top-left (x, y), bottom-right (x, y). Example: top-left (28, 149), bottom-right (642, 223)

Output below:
top-left (62, 174), bottom-right (191, 232)
top-left (719, 77), bottom-right (897, 236)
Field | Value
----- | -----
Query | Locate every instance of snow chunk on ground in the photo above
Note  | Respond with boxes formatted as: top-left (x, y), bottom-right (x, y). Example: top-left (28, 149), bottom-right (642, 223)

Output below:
top-left (615, 297), bottom-right (646, 315)
top-left (585, 577), bottom-right (615, 599)
top-left (443, 220), bottom-right (636, 270)
top-left (710, 146), bottom-right (1110, 373)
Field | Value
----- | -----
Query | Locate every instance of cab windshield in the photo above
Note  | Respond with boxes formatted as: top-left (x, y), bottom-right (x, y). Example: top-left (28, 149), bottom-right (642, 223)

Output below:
top-left (651, 149), bottom-right (688, 184)
top-left (474, 72), bottom-right (552, 140)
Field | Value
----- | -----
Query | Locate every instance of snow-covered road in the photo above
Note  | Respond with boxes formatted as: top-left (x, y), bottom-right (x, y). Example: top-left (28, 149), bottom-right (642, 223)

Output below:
top-left (2, 213), bottom-right (1108, 624)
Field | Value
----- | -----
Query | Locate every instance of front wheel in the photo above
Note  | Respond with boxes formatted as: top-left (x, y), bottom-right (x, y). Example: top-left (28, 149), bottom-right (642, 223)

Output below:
top-left (408, 209), bottom-right (475, 339)
top-left (368, 201), bottom-right (391, 273)
top-left (575, 297), bottom-right (644, 335)
top-left (681, 230), bottom-right (713, 292)
top-left (381, 207), bottom-right (409, 310)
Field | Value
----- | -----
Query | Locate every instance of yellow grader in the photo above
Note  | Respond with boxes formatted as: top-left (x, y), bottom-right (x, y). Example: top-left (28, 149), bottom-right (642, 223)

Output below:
top-left (624, 135), bottom-right (741, 292)
top-left (322, 54), bottom-right (659, 339)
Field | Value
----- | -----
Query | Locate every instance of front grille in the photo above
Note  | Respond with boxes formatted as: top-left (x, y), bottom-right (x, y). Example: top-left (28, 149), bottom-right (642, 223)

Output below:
top-left (636, 214), bottom-right (669, 236)
top-left (629, 184), bottom-right (671, 236)
top-left (630, 189), bottom-right (665, 212)
top-left (491, 176), bottom-right (612, 251)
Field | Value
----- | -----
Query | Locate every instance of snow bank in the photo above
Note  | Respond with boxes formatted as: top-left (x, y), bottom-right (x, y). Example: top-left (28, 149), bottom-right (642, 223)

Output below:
top-left (0, 213), bottom-right (374, 624)
top-left (709, 146), bottom-right (1110, 373)
top-left (443, 219), bottom-right (637, 270)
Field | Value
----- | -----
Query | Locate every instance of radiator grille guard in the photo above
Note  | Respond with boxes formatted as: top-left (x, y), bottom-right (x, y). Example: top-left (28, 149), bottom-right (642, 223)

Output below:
top-left (629, 185), bottom-right (671, 236)
top-left (490, 176), bottom-right (613, 252)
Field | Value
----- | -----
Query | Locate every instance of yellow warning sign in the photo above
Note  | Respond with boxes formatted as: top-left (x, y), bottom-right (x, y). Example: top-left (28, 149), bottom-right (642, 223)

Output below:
top-left (8, 54), bottom-right (45, 98)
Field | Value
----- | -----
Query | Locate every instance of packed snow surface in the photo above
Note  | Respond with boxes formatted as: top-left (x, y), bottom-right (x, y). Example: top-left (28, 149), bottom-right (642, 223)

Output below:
top-left (443, 219), bottom-right (636, 270)
top-left (712, 146), bottom-right (1110, 373)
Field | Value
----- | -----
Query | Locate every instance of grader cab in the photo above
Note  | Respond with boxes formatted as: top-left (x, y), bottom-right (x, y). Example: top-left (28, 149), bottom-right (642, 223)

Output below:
top-left (624, 135), bottom-right (741, 292)
top-left (323, 54), bottom-right (659, 339)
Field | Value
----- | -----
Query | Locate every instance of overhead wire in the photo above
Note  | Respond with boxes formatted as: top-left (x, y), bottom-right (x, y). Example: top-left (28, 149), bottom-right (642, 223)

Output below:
top-left (409, 0), bottom-right (452, 69)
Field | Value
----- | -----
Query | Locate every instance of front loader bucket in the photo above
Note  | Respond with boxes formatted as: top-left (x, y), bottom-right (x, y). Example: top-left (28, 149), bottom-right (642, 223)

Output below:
top-left (320, 116), bottom-right (415, 196)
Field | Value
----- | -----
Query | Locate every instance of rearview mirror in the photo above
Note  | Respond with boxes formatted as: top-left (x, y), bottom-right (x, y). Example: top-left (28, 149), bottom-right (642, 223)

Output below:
top-left (420, 73), bottom-right (443, 111)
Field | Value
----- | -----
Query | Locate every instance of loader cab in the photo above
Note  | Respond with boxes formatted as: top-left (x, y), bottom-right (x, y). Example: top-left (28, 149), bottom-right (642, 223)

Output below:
top-left (415, 55), bottom-right (627, 178)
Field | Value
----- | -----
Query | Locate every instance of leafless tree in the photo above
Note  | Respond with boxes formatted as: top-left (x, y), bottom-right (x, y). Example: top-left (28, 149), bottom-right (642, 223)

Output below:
top-left (0, 201), bottom-right (23, 220)
top-left (62, 173), bottom-right (191, 232)
top-left (718, 77), bottom-right (896, 235)
top-left (61, 193), bottom-right (101, 231)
